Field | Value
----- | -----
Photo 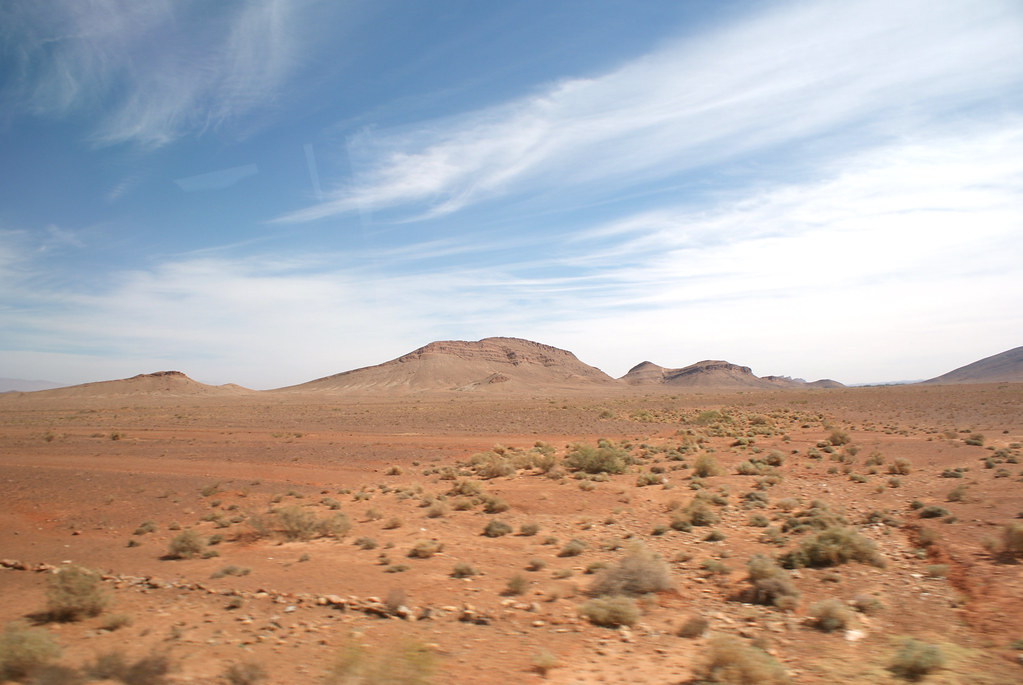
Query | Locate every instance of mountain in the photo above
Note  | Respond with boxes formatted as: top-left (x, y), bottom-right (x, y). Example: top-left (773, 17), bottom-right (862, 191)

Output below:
top-left (275, 337), bottom-right (617, 393)
top-left (4, 371), bottom-right (253, 399)
top-left (922, 346), bottom-right (1023, 385)
top-left (0, 378), bottom-right (64, 393)
top-left (620, 360), bottom-right (843, 389)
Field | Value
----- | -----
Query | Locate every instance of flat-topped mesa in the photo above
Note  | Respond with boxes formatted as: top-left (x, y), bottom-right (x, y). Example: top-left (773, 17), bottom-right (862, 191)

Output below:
top-left (130, 370), bottom-right (188, 379)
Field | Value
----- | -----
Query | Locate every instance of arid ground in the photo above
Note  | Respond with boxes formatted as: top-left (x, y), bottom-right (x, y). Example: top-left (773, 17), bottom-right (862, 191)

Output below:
top-left (1, 384), bottom-right (1022, 684)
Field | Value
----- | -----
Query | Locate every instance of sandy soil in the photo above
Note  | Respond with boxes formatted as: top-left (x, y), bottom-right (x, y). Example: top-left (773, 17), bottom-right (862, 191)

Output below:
top-left (1, 384), bottom-right (1022, 684)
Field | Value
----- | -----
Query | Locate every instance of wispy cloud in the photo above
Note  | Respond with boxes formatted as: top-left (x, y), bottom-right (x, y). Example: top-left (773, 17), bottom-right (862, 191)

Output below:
top-left (2, 0), bottom-right (308, 148)
top-left (279, 0), bottom-right (1023, 223)
top-left (4, 119), bottom-right (1021, 387)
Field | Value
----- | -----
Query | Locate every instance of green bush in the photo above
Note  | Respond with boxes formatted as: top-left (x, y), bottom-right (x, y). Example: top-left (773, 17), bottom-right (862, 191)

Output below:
top-left (697, 636), bottom-right (790, 684)
top-left (890, 639), bottom-right (944, 680)
top-left (46, 566), bottom-right (107, 621)
top-left (0, 621), bottom-right (61, 681)
top-left (779, 527), bottom-right (884, 569)
top-left (578, 596), bottom-right (639, 627)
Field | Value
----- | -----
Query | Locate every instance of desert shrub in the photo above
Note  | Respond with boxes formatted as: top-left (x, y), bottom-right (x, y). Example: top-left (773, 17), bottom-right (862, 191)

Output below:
top-left (779, 527), bottom-right (884, 569)
top-left (223, 661), bottom-right (267, 685)
top-left (426, 501), bottom-right (448, 518)
top-left (781, 501), bottom-right (845, 534)
top-left (100, 614), bottom-right (133, 631)
top-left (589, 545), bottom-right (672, 597)
top-left (918, 506), bottom-right (949, 519)
top-left (468, 451), bottom-right (515, 479)
top-left (677, 615), bottom-right (709, 638)
top-left (636, 472), bottom-right (663, 487)
top-left (324, 639), bottom-right (435, 685)
top-left (888, 458), bottom-right (911, 475)
top-left (563, 443), bottom-right (630, 474)
top-left (890, 639), bottom-right (945, 680)
top-left (45, 566), bottom-right (107, 621)
top-left (531, 649), bottom-right (560, 676)
top-left (579, 596), bottom-right (639, 627)
top-left (133, 521), bottom-right (157, 536)
top-left (446, 479), bottom-right (482, 497)
top-left (697, 636), bottom-right (790, 684)
top-left (407, 540), bottom-right (443, 558)
top-left (744, 555), bottom-right (799, 609)
top-left (383, 517), bottom-right (403, 530)
top-left (852, 594), bottom-right (884, 615)
top-left (483, 519), bottom-right (512, 537)
top-left (693, 454), bottom-right (722, 478)
top-left (482, 496), bottom-right (509, 514)
top-left (354, 537), bottom-right (377, 550)
top-left (87, 651), bottom-right (171, 685)
top-left (274, 506), bottom-right (319, 540)
top-left (519, 522), bottom-right (540, 536)
top-left (558, 539), bottom-right (587, 557)
top-left (320, 512), bottom-right (352, 539)
top-left (451, 562), bottom-right (478, 578)
top-left (385, 465), bottom-right (404, 476)
top-left (917, 528), bottom-right (939, 547)
top-left (0, 621), bottom-right (61, 681)
top-left (963, 433), bottom-right (984, 446)
top-left (526, 558), bottom-right (547, 571)
top-left (828, 429), bottom-right (851, 446)
top-left (809, 598), bottom-right (852, 632)
top-left (748, 514), bottom-right (770, 527)
top-left (503, 574), bottom-right (529, 596)
top-left (1000, 522), bottom-right (1023, 558)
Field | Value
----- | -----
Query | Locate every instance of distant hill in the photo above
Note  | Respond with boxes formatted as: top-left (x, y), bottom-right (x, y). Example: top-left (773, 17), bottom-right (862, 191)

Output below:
top-left (5, 371), bottom-right (253, 399)
top-left (922, 346), bottom-right (1023, 384)
top-left (275, 337), bottom-right (617, 393)
top-left (621, 360), bottom-right (843, 389)
top-left (0, 378), bottom-right (64, 393)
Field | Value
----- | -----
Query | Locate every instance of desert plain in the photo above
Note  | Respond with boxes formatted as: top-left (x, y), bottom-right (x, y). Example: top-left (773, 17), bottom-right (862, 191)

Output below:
top-left (1, 350), bottom-right (1022, 684)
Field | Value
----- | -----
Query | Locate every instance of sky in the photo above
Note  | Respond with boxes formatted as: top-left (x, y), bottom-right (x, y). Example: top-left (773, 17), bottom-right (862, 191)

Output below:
top-left (1, 0), bottom-right (1022, 389)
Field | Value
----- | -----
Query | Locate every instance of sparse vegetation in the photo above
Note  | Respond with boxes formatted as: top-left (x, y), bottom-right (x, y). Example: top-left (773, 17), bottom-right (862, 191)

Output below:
top-left (578, 595), bottom-right (639, 627)
top-left (779, 526), bottom-right (885, 569)
top-left (166, 529), bottom-right (205, 559)
top-left (808, 598), bottom-right (852, 632)
top-left (697, 636), bottom-right (790, 684)
top-left (890, 639), bottom-right (945, 680)
top-left (45, 566), bottom-right (107, 621)
top-left (589, 545), bottom-right (672, 596)
top-left (0, 621), bottom-right (61, 681)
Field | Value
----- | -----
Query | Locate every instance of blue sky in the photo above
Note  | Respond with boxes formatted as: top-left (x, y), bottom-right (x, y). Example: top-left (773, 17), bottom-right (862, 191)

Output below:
top-left (1, 0), bottom-right (1021, 389)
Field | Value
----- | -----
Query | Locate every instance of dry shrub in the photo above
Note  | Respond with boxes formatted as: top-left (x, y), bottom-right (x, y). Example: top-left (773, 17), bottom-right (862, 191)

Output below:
top-left (677, 615), bottom-right (709, 638)
top-left (45, 566), bottom-right (107, 622)
top-left (563, 443), bottom-right (629, 474)
top-left (808, 598), bottom-right (852, 632)
top-left (779, 527), bottom-right (884, 569)
top-left (0, 621), bottom-right (61, 682)
top-left (698, 636), bottom-right (790, 684)
top-left (166, 529), bottom-right (204, 559)
top-left (223, 661), bottom-right (267, 685)
top-left (889, 639), bottom-right (945, 681)
top-left (86, 651), bottom-right (172, 685)
top-left (693, 454), bottom-right (723, 477)
top-left (324, 638), bottom-right (435, 685)
top-left (744, 555), bottom-right (799, 609)
top-left (1001, 522), bottom-right (1023, 558)
top-left (407, 540), bottom-right (443, 559)
top-left (578, 596), bottom-right (639, 627)
top-left (483, 519), bottom-right (512, 537)
top-left (589, 545), bottom-right (672, 597)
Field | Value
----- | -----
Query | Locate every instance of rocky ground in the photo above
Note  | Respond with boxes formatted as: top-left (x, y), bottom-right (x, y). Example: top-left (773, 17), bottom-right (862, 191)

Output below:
top-left (1, 384), bottom-right (1021, 684)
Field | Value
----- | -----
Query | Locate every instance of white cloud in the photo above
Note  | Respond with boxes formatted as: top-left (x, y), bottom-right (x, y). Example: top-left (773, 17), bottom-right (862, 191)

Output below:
top-left (281, 0), bottom-right (1023, 222)
top-left (2, 0), bottom-right (310, 148)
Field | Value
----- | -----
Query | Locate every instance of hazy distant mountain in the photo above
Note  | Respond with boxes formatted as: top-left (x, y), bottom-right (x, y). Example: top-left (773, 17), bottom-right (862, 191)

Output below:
top-left (923, 346), bottom-right (1023, 384)
top-left (0, 378), bottom-right (64, 392)
top-left (620, 360), bottom-right (843, 389)
top-left (5, 371), bottom-right (253, 398)
top-left (275, 337), bottom-right (617, 393)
